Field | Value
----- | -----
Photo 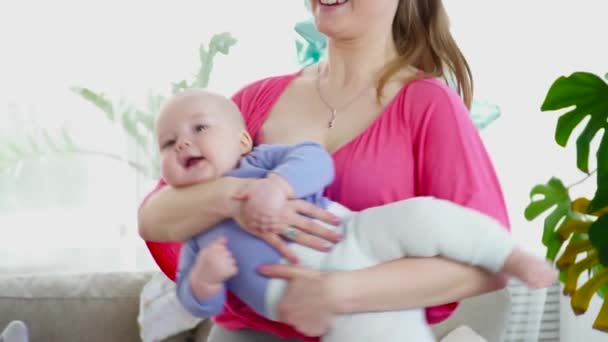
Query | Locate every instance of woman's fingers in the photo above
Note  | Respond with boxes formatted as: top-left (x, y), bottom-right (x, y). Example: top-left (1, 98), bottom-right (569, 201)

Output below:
top-left (286, 210), bottom-right (343, 243)
top-left (260, 232), bottom-right (299, 264)
top-left (257, 263), bottom-right (311, 279)
top-left (280, 226), bottom-right (334, 252)
top-left (291, 200), bottom-right (341, 226)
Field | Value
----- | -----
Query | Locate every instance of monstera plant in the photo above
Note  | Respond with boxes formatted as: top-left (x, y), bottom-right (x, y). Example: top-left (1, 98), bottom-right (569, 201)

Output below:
top-left (525, 71), bottom-right (608, 331)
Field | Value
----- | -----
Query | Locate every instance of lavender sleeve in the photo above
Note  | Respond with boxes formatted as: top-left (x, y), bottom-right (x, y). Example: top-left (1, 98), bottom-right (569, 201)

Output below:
top-left (254, 142), bottom-right (335, 198)
top-left (175, 239), bottom-right (225, 318)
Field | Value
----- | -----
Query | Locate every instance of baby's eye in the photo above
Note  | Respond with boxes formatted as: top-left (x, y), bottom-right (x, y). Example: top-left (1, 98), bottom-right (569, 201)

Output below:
top-left (194, 124), bottom-right (209, 132)
top-left (162, 139), bottom-right (176, 149)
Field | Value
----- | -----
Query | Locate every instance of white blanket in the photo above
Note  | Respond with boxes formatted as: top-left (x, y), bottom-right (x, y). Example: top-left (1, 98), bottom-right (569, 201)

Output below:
top-left (138, 272), bottom-right (203, 342)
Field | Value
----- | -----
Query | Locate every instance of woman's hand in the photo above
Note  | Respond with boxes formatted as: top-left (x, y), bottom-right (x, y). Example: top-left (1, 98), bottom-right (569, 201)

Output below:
top-left (233, 177), bottom-right (290, 233)
top-left (258, 264), bottom-right (339, 336)
top-left (233, 197), bottom-right (343, 263)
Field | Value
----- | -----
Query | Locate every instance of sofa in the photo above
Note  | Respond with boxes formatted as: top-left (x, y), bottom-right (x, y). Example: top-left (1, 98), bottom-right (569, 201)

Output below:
top-left (0, 271), bottom-right (511, 342)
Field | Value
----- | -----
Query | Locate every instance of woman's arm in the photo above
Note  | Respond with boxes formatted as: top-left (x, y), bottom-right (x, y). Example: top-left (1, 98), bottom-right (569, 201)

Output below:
top-left (138, 177), bottom-right (249, 242)
top-left (258, 258), bottom-right (505, 336)
top-left (139, 176), bottom-right (341, 255)
top-left (328, 257), bottom-right (507, 314)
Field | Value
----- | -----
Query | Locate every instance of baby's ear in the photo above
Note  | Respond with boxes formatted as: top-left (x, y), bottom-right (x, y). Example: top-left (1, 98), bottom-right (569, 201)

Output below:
top-left (239, 130), bottom-right (253, 154)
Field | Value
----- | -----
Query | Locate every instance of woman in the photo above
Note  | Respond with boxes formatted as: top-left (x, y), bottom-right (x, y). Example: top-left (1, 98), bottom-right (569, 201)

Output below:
top-left (139, 0), bottom-right (510, 341)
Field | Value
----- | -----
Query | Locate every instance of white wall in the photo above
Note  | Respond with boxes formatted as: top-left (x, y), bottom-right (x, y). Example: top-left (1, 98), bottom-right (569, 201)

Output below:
top-left (446, 1), bottom-right (607, 341)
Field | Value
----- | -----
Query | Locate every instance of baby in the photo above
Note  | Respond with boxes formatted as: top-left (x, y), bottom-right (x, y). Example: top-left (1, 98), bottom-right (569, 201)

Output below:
top-left (155, 89), bottom-right (557, 342)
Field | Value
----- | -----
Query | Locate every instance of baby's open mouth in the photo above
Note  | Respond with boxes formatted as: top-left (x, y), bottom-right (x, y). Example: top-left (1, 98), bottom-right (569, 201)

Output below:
top-left (185, 156), bottom-right (205, 168)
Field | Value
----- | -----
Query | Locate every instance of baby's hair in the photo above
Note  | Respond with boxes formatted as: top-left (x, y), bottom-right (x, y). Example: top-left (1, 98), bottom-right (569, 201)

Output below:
top-left (157, 88), bottom-right (245, 129)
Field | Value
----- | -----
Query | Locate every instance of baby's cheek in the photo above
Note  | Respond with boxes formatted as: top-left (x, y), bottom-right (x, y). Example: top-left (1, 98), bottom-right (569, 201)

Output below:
top-left (160, 157), bottom-right (180, 186)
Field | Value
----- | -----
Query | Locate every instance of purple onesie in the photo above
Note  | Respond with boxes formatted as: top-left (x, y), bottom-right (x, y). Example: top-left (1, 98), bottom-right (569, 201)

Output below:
top-left (176, 141), bottom-right (334, 318)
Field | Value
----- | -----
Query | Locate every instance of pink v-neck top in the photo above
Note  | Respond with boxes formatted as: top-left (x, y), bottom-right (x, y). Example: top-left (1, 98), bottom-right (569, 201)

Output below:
top-left (143, 71), bottom-right (510, 342)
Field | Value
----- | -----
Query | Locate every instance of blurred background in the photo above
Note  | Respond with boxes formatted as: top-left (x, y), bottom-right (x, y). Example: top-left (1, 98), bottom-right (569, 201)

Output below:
top-left (0, 1), bottom-right (606, 340)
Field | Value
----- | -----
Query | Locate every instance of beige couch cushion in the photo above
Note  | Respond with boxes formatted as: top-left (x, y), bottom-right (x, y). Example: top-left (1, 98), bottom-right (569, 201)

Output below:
top-left (0, 272), bottom-right (154, 342)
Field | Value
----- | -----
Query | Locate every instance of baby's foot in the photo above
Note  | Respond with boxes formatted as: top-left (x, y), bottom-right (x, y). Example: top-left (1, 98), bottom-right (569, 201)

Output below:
top-left (503, 247), bottom-right (558, 289)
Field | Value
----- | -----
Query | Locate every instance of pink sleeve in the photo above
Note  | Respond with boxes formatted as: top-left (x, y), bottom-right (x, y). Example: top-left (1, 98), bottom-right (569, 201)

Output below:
top-left (230, 76), bottom-right (278, 141)
top-left (407, 80), bottom-right (510, 324)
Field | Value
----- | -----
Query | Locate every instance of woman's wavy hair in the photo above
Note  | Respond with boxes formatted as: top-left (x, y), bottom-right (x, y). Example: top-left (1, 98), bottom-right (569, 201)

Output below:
top-left (377, 0), bottom-right (473, 108)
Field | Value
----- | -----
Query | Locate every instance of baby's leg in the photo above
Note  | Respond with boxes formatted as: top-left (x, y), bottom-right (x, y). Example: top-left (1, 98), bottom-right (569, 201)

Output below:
top-left (327, 197), bottom-right (556, 288)
top-left (502, 246), bottom-right (558, 288)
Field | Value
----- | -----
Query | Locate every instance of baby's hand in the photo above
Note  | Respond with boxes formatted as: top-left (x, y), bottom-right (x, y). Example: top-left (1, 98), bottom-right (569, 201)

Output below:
top-left (234, 174), bottom-right (292, 233)
top-left (193, 237), bottom-right (238, 285)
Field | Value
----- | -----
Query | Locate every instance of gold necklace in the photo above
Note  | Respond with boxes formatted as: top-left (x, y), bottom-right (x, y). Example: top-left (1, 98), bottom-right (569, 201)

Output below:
top-left (314, 64), bottom-right (375, 129)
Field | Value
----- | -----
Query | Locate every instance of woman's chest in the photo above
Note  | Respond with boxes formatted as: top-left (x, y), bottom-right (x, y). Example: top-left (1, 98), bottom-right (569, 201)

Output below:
top-left (254, 76), bottom-right (417, 210)
top-left (260, 110), bottom-right (417, 211)
top-left (258, 80), bottom-right (388, 154)
top-left (324, 127), bottom-right (417, 211)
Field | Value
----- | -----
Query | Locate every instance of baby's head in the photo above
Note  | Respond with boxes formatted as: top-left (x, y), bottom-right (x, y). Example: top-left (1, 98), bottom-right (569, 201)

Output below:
top-left (155, 89), bottom-right (252, 187)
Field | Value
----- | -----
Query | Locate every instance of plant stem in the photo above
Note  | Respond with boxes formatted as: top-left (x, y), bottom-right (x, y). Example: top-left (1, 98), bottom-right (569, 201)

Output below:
top-left (567, 169), bottom-right (598, 189)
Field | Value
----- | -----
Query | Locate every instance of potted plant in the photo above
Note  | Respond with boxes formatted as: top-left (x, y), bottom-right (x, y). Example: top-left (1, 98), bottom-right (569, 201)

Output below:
top-left (525, 71), bottom-right (608, 331)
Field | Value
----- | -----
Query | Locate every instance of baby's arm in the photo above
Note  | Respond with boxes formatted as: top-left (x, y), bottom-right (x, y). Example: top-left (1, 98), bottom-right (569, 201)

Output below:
top-left (175, 237), bottom-right (237, 318)
top-left (238, 142), bottom-right (335, 230)
top-left (247, 141), bottom-right (335, 198)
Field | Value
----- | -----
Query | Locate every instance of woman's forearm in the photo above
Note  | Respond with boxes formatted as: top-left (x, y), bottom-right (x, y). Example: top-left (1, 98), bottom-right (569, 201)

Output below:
top-left (328, 256), bottom-right (507, 314)
top-left (138, 177), bottom-right (250, 242)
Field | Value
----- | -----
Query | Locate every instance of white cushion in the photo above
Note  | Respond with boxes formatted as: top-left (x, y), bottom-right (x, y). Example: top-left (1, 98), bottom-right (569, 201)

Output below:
top-left (138, 272), bottom-right (202, 342)
top-left (440, 325), bottom-right (487, 342)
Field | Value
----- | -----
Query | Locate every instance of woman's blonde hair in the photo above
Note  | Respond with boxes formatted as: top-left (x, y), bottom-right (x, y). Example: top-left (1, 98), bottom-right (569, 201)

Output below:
top-left (377, 0), bottom-right (473, 108)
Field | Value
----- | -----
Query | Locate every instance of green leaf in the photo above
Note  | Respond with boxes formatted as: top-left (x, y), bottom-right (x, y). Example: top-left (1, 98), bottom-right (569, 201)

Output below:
top-left (590, 264), bottom-right (608, 298)
top-left (589, 214), bottom-right (608, 250)
top-left (294, 19), bottom-right (326, 66)
top-left (471, 101), bottom-right (501, 130)
top-left (193, 33), bottom-right (237, 89)
top-left (134, 110), bottom-right (154, 133)
top-left (6, 142), bottom-right (25, 158)
top-left (295, 20), bottom-right (326, 49)
top-left (589, 133), bottom-right (608, 213)
top-left (147, 94), bottom-right (165, 118)
top-left (600, 247), bottom-right (608, 269)
top-left (71, 86), bottom-right (115, 121)
top-left (27, 135), bottom-right (42, 154)
top-left (121, 109), bottom-right (147, 149)
top-left (540, 72), bottom-right (608, 173)
top-left (41, 129), bottom-right (59, 152)
top-left (172, 80), bottom-right (189, 95)
top-left (209, 32), bottom-right (237, 55)
top-left (61, 127), bottom-right (77, 152)
top-left (525, 177), bottom-right (571, 260)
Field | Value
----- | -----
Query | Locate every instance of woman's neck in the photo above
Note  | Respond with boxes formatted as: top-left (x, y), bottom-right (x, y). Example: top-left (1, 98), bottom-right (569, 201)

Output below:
top-left (322, 34), bottom-right (398, 89)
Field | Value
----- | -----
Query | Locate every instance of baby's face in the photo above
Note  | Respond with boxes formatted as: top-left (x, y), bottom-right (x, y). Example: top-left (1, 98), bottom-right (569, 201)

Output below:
top-left (156, 94), bottom-right (246, 187)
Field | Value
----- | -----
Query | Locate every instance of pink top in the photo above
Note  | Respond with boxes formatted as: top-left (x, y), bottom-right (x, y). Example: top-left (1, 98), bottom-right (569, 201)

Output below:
top-left (143, 70), bottom-right (510, 342)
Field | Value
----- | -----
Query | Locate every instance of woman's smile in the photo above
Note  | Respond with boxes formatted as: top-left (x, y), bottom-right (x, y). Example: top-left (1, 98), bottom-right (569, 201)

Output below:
top-left (318, 0), bottom-right (349, 7)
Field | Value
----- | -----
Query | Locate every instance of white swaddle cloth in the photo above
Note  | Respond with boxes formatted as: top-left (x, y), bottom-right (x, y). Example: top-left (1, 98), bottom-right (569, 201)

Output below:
top-left (138, 272), bottom-right (202, 342)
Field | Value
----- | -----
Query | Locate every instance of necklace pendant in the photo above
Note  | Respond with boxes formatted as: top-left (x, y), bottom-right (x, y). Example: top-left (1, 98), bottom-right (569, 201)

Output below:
top-left (328, 109), bottom-right (337, 129)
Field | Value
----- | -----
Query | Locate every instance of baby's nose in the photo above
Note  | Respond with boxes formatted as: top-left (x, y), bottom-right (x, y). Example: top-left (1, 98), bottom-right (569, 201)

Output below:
top-left (176, 140), bottom-right (192, 150)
